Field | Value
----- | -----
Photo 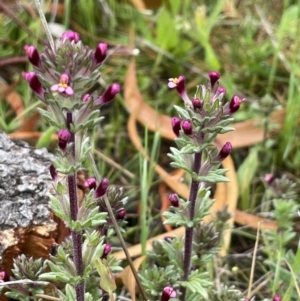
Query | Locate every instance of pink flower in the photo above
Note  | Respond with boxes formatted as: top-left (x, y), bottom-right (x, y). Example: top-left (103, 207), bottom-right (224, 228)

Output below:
top-left (168, 76), bottom-right (185, 93)
top-left (168, 76), bottom-right (191, 105)
top-left (51, 74), bottom-right (74, 95)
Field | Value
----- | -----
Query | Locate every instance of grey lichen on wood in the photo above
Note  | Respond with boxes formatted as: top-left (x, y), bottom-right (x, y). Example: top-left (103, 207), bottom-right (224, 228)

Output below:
top-left (0, 131), bottom-right (55, 230)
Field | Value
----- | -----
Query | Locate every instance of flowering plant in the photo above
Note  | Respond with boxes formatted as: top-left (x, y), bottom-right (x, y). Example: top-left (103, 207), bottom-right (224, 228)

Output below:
top-left (140, 72), bottom-right (245, 301)
top-left (1, 30), bottom-right (126, 301)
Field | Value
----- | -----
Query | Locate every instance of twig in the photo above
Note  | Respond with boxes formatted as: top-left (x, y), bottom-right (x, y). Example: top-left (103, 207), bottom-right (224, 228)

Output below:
top-left (247, 223), bottom-right (260, 298)
top-left (283, 258), bottom-right (300, 298)
top-left (34, 0), bottom-right (55, 52)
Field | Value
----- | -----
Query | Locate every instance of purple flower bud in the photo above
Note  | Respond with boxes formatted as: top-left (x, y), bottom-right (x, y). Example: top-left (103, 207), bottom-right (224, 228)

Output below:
top-left (216, 142), bottom-right (232, 160)
top-left (49, 164), bottom-right (58, 181)
top-left (0, 271), bottom-right (9, 283)
top-left (84, 177), bottom-right (97, 190)
top-left (217, 86), bottom-right (226, 95)
top-left (82, 94), bottom-right (91, 102)
top-left (228, 95), bottom-right (245, 114)
top-left (181, 120), bottom-right (193, 136)
top-left (101, 243), bottom-right (112, 259)
top-left (61, 30), bottom-right (80, 43)
top-left (24, 45), bottom-right (40, 67)
top-left (168, 193), bottom-right (179, 207)
top-left (160, 286), bottom-right (177, 301)
top-left (264, 173), bottom-right (275, 184)
top-left (58, 129), bottom-right (71, 151)
top-left (51, 73), bottom-right (74, 96)
top-left (96, 83), bottom-right (120, 105)
top-left (94, 42), bottom-right (107, 64)
top-left (22, 71), bottom-right (45, 99)
top-left (208, 71), bottom-right (220, 88)
top-left (192, 98), bottom-right (202, 111)
top-left (171, 117), bottom-right (181, 137)
top-left (117, 209), bottom-right (126, 219)
top-left (94, 177), bottom-right (109, 198)
top-left (273, 294), bottom-right (282, 301)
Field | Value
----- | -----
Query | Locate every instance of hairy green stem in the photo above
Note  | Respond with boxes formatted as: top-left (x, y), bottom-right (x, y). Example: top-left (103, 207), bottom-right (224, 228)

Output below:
top-left (180, 151), bottom-right (202, 301)
top-left (67, 112), bottom-right (85, 301)
top-left (88, 152), bottom-right (148, 301)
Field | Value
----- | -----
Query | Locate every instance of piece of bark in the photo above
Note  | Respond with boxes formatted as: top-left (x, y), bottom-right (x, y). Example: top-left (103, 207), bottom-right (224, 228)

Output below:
top-left (0, 131), bottom-right (61, 278)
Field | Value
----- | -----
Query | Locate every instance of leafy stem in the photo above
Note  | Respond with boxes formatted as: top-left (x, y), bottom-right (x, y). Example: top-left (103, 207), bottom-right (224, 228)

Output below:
top-left (67, 112), bottom-right (84, 301)
top-left (180, 151), bottom-right (202, 301)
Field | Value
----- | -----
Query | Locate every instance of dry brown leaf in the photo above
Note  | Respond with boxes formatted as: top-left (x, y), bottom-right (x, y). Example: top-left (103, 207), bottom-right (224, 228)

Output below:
top-left (113, 227), bottom-right (185, 261)
top-left (0, 79), bottom-right (24, 123)
top-left (16, 111), bottom-right (40, 133)
top-left (116, 256), bottom-right (146, 301)
top-left (129, 0), bottom-right (146, 10)
top-left (235, 210), bottom-right (277, 230)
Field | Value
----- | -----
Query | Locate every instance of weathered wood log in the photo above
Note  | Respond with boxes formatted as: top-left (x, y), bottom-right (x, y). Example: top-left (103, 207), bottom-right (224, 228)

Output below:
top-left (0, 131), bottom-right (68, 278)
